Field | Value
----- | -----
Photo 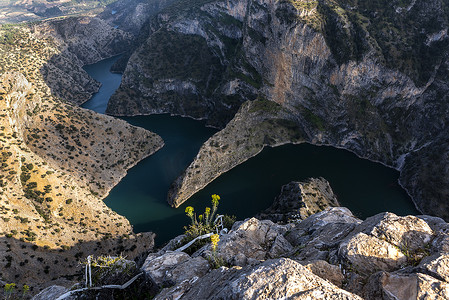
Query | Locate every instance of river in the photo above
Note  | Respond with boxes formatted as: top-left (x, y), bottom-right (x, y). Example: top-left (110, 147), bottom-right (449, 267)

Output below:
top-left (82, 56), bottom-right (419, 245)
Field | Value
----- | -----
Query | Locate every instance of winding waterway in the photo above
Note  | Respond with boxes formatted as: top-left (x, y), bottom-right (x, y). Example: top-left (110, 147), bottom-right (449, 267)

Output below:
top-left (82, 56), bottom-right (419, 246)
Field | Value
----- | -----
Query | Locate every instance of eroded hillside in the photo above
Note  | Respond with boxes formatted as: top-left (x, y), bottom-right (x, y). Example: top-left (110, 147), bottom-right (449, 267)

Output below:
top-left (0, 20), bottom-right (163, 289)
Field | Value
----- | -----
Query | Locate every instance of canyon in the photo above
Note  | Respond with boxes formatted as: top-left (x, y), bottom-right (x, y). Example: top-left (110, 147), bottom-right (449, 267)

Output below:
top-left (1, 0), bottom-right (449, 297)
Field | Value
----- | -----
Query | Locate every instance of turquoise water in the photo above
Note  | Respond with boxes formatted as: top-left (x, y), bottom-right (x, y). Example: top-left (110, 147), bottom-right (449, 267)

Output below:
top-left (82, 57), bottom-right (419, 246)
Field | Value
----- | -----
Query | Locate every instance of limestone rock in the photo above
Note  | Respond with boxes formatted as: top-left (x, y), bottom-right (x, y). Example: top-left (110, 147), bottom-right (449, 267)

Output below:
top-left (365, 271), bottom-right (449, 300)
top-left (205, 217), bottom-right (288, 266)
top-left (304, 260), bottom-right (345, 287)
top-left (31, 285), bottom-right (69, 300)
top-left (419, 254), bottom-right (449, 283)
top-left (258, 177), bottom-right (340, 223)
top-left (286, 207), bottom-right (361, 248)
top-left (283, 208), bottom-right (361, 264)
top-left (180, 258), bottom-right (362, 299)
top-left (339, 232), bottom-right (407, 275)
top-left (141, 251), bottom-right (210, 287)
top-left (268, 235), bottom-right (294, 258)
top-left (359, 213), bottom-right (434, 252)
top-left (415, 273), bottom-right (449, 299)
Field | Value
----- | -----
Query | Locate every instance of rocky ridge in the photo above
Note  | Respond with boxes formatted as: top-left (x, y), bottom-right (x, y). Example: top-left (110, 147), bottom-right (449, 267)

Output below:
top-left (0, 20), bottom-right (163, 289)
top-left (33, 16), bottom-right (134, 105)
top-left (106, 0), bottom-right (449, 220)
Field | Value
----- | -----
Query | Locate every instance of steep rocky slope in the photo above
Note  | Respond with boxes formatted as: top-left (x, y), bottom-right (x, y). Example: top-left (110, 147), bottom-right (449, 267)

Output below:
top-left (33, 16), bottom-right (134, 105)
top-left (108, 0), bottom-right (449, 218)
top-left (0, 20), bottom-right (163, 289)
top-left (99, 0), bottom-right (179, 34)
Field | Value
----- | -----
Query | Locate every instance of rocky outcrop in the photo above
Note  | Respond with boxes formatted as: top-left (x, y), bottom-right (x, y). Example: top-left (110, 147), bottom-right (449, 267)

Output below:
top-left (257, 177), bottom-right (340, 223)
top-left (180, 258), bottom-right (362, 300)
top-left (201, 217), bottom-right (293, 265)
top-left (135, 207), bottom-right (449, 299)
top-left (105, 0), bottom-right (449, 221)
top-left (141, 251), bottom-right (210, 287)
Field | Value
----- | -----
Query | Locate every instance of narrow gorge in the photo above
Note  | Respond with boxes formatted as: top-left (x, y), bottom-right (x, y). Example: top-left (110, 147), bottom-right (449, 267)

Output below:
top-left (1, 0), bottom-right (449, 298)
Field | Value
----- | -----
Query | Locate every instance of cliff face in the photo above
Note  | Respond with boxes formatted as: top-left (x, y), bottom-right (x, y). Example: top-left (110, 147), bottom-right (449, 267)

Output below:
top-left (110, 0), bottom-right (449, 219)
top-left (32, 16), bottom-right (134, 105)
top-left (99, 0), bottom-right (180, 34)
top-left (0, 22), bottom-right (163, 287)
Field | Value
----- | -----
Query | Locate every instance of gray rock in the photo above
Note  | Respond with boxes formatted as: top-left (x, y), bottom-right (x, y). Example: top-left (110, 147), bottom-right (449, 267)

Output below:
top-left (296, 207), bottom-right (362, 235)
top-left (339, 232), bottom-right (407, 275)
top-left (359, 213), bottom-right (434, 252)
top-left (207, 217), bottom-right (288, 266)
top-left (365, 271), bottom-right (449, 300)
top-left (286, 208), bottom-right (360, 262)
top-left (267, 234), bottom-right (294, 258)
top-left (32, 285), bottom-right (69, 300)
top-left (141, 251), bottom-right (210, 287)
top-left (304, 260), bottom-right (345, 287)
top-left (432, 233), bottom-right (449, 254)
top-left (419, 254), bottom-right (449, 283)
top-left (180, 258), bottom-right (362, 299)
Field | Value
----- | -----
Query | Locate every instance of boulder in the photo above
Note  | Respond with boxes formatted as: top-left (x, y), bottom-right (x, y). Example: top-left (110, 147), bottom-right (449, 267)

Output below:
top-left (180, 258), bottom-right (362, 299)
top-left (419, 254), bottom-right (449, 283)
top-left (365, 271), bottom-right (449, 300)
top-left (141, 251), bottom-right (210, 287)
top-left (304, 260), bottom-right (345, 287)
top-left (359, 213), bottom-right (434, 252)
top-left (267, 235), bottom-right (294, 258)
top-left (286, 207), bottom-right (361, 247)
top-left (339, 233), bottom-right (407, 275)
top-left (203, 218), bottom-right (289, 266)
top-left (286, 207), bottom-right (360, 263)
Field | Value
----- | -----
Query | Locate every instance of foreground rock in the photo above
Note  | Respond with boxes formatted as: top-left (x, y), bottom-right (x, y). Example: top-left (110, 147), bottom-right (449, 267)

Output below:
top-left (257, 177), bottom-right (340, 223)
top-left (138, 207), bottom-right (449, 299)
top-left (181, 258), bottom-right (361, 300)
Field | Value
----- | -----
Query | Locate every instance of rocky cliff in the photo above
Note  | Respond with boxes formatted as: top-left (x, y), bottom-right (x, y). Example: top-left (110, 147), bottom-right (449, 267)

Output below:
top-left (108, 0), bottom-right (449, 219)
top-left (33, 16), bottom-right (134, 105)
